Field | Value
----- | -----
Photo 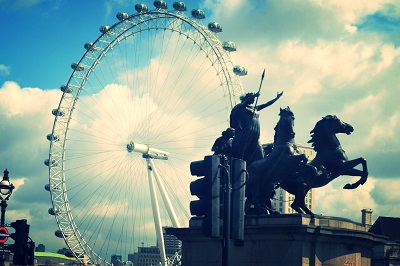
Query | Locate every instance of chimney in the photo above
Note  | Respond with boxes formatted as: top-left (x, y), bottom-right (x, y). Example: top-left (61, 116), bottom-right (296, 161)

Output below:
top-left (361, 208), bottom-right (373, 231)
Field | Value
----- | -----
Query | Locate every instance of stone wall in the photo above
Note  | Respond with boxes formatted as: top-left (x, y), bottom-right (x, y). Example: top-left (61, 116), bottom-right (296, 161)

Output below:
top-left (167, 214), bottom-right (388, 266)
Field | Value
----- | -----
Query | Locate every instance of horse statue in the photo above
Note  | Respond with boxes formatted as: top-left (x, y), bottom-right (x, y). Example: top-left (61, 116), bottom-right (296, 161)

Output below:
top-left (279, 115), bottom-right (369, 215)
top-left (245, 107), bottom-right (308, 215)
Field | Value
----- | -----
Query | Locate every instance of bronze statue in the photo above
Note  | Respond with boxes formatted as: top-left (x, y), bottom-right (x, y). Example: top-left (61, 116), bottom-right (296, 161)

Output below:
top-left (229, 91), bottom-right (283, 165)
top-left (211, 128), bottom-right (235, 156)
top-left (245, 107), bottom-right (308, 215)
top-left (279, 115), bottom-right (369, 214)
top-left (215, 71), bottom-right (369, 216)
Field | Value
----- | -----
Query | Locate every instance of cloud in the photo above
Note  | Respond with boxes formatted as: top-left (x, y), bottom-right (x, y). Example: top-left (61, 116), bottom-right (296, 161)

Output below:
top-left (314, 175), bottom-right (400, 223)
top-left (313, 177), bottom-right (377, 222)
top-left (0, 82), bottom-right (60, 175)
top-left (356, 4), bottom-right (400, 45)
top-left (206, 0), bottom-right (400, 223)
top-left (369, 178), bottom-right (400, 218)
top-left (0, 81), bottom-right (64, 249)
top-left (0, 64), bottom-right (10, 77)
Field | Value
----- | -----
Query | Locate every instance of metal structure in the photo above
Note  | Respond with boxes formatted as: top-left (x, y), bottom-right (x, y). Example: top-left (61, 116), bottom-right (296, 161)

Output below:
top-left (46, 1), bottom-right (244, 265)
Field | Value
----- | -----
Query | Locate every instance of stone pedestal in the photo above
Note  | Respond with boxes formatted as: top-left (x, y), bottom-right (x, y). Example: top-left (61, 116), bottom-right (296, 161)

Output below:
top-left (166, 214), bottom-right (387, 266)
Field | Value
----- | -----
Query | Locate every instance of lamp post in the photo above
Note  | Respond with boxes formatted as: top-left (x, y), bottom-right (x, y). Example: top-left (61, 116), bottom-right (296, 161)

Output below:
top-left (0, 169), bottom-right (14, 226)
top-left (0, 169), bottom-right (15, 266)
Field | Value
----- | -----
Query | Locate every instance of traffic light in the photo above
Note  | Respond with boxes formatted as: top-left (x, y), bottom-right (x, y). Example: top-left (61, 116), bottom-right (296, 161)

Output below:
top-left (25, 241), bottom-right (35, 265)
top-left (9, 219), bottom-right (30, 265)
top-left (190, 155), bottom-right (221, 238)
top-left (230, 158), bottom-right (246, 241)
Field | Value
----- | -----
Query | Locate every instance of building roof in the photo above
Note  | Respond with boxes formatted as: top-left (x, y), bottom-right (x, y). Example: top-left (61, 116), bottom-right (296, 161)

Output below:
top-left (369, 216), bottom-right (400, 242)
top-left (34, 252), bottom-right (77, 261)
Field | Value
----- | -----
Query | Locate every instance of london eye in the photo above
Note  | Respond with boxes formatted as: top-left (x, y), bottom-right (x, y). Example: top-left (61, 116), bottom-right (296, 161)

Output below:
top-left (45, 1), bottom-right (245, 264)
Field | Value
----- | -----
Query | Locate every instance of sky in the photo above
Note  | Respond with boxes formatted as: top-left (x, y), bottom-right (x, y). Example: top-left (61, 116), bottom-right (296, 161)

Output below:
top-left (0, 0), bottom-right (400, 260)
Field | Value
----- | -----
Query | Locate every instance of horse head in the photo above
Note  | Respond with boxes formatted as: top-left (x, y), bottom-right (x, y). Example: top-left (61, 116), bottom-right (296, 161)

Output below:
top-left (324, 115), bottom-right (354, 135)
top-left (308, 115), bottom-right (353, 151)
top-left (274, 107), bottom-right (295, 145)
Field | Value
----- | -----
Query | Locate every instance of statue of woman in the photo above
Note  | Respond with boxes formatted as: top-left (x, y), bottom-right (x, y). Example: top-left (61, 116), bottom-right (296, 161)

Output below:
top-left (229, 91), bottom-right (283, 164)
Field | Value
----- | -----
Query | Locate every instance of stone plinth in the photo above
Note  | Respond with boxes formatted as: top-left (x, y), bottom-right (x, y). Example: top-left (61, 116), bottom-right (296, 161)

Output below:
top-left (166, 214), bottom-right (387, 266)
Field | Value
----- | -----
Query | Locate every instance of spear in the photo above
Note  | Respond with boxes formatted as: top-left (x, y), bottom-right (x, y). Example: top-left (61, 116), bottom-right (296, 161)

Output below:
top-left (253, 69), bottom-right (266, 112)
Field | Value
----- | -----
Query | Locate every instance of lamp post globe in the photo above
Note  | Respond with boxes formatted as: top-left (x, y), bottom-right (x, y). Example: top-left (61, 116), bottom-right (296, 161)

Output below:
top-left (0, 170), bottom-right (14, 202)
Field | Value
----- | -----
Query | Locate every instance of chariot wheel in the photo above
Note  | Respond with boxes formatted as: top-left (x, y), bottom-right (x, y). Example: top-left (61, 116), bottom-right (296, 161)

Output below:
top-left (46, 2), bottom-right (244, 265)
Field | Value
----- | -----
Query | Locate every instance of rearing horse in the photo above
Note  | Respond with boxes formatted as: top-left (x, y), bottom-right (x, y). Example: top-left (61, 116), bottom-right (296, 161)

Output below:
top-left (245, 107), bottom-right (307, 214)
top-left (280, 115), bottom-right (369, 214)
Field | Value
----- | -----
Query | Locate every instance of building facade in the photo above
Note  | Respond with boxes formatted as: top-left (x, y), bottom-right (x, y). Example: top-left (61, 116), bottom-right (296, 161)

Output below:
top-left (132, 227), bottom-right (181, 266)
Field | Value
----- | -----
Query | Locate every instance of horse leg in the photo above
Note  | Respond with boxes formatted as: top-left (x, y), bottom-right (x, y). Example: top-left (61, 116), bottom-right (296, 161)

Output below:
top-left (263, 187), bottom-right (280, 214)
top-left (290, 190), bottom-right (313, 215)
top-left (290, 196), bottom-right (304, 214)
top-left (298, 193), bottom-right (314, 215)
top-left (342, 168), bottom-right (367, 189)
top-left (341, 158), bottom-right (368, 189)
top-left (245, 185), bottom-right (269, 215)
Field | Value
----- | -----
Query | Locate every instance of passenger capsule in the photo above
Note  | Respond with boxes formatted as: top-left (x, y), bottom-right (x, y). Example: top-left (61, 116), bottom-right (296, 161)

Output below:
top-left (60, 85), bottom-right (72, 93)
top-left (55, 230), bottom-right (64, 238)
top-left (117, 12), bottom-right (129, 21)
top-left (233, 65), bottom-right (248, 76)
top-left (173, 2), bottom-right (187, 11)
top-left (84, 42), bottom-right (95, 51)
top-left (154, 0), bottom-right (167, 9)
top-left (135, 4), bottom-right (148, 13)
top-left (44, 159), bottom-right (57, 167)
top-left (71, 63), bottom-right (84, 71)
top-left (223, 41), bottom-right (237, 52)
top-left (46, 184), bottom-right (61, 192)
top-left (208, 22), bottom-right (222, 33)
top-left (47, 133), bottom-right (60, 142)
top-left (48, 207), bottom-right (59, 215)
top-left (191, 9), bottom-right (205, 19)
top-left (52, 109), bottom-right (65, 117)
top-left (99, 25), bottom-right (110, 34)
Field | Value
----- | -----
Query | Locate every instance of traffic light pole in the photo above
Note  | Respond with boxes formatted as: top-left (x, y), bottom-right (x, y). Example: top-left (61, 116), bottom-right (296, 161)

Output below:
top-left (221, 157), bottom-right (231, 266)
top-left (0, 199), bottom-right (7, 266)
top-left (190, 156), bottom-right (246, 265)
top-left (222, 157), bottom-right (246, 266)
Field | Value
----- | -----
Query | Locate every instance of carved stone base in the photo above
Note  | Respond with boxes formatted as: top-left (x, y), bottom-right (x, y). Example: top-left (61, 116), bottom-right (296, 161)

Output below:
top-left (166, 214), bottom-right (387, 266)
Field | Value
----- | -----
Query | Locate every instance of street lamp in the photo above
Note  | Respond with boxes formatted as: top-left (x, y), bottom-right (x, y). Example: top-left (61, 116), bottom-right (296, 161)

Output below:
top-left (0, 169), bottom-right (14, 266)
top-left (0, 169), bottom-right (14, 226)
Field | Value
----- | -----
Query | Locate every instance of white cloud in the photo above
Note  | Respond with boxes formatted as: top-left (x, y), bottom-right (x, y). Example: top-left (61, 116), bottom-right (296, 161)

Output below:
top-left (209, 0), bottom-right (400, 222)
top-left (375, 44), bottom-right (400, 73)
top-left (345, 24), bottom-right (358, 33)
top-left (0, 81), bottom-right (60, 117)
top-left (310, 0), bottom-right (394, 24)
top-left (314, 177), bottom-right (377, 222)
top-left (0, 82), bottom-right (63, 249)
top-left (365, 112), bottom-right (400, 150)
top-left (0, 64), bottom-right (10, 77)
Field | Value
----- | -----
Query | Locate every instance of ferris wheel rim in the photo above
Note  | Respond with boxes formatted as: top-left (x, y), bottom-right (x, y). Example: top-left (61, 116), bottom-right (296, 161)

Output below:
top-left (47, 6), bottom-right (243, 265)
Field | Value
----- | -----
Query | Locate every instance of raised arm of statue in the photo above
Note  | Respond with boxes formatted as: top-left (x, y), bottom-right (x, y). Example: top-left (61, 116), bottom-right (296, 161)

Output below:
top-left (256, 91), bottom-right (283, 111)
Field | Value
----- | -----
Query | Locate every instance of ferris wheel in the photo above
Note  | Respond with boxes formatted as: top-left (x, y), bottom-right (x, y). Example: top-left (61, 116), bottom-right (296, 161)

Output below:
top-left (45, 1), bottom-right (246, 265)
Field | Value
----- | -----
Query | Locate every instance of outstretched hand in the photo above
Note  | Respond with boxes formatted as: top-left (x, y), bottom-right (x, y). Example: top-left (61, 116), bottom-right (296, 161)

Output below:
top-left (277, 91), bottom-right (283, 98)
